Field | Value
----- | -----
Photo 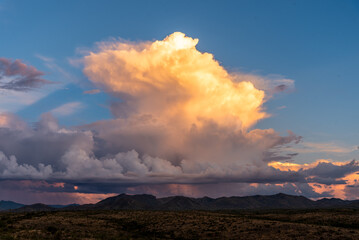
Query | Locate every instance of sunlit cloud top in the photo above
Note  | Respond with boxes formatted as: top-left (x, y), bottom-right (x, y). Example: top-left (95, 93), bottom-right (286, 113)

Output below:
top-left (84, 32), bottom-right (268, 129)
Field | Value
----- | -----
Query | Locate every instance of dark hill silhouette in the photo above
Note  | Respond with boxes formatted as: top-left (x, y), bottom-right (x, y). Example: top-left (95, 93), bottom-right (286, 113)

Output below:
top-left (158, 196), bottom-right (203, 210)
top-left (314, 198), bottom-right (350, 208)
top-left (0, 200), bottom-right (24, 210)
top-left (79, 193), bottom-right (359, 211)
top-left (14, 203), bottom-right (55, 212)
top-left (93, 194), bottom-right (159, 210)
top-left (3, 193), bottom-right (359, 212)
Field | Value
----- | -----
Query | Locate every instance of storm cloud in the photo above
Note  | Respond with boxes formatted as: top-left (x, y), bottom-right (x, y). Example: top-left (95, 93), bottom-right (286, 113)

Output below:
top-left (0, 33), bottom-right (358, 203)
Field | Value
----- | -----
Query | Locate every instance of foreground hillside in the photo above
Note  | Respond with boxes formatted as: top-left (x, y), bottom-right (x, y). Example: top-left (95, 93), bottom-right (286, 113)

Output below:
top-left (1, 209), bottom-right (359, 239)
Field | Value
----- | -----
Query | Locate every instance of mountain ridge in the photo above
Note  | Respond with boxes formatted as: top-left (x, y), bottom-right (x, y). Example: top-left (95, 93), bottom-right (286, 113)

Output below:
top-left (3, 193), bottom-right (359, 212)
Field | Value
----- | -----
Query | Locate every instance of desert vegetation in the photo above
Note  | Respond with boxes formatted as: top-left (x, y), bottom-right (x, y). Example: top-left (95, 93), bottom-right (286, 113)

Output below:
top-left (0, 209), bottom-right (359, 239)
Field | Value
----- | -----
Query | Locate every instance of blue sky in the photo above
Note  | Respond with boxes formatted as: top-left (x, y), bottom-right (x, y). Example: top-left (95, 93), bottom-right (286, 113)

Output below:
top-left (0, 0), bottom-right (359, 203)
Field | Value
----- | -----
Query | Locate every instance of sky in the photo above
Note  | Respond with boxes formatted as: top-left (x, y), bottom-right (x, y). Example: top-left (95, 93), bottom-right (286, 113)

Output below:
top-left (0, 0), bottom-right (359, 204)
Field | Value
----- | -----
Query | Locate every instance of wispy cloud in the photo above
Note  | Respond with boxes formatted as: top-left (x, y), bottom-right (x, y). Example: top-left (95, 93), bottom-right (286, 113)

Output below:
top-left (0, 58), bottom-right (51, 91)
top-left (0, 89), bottom-right (46, 112)
top-left (51, 102), bottom-right (84, 117)
top-left (288, 141), bottom-right (357, 154)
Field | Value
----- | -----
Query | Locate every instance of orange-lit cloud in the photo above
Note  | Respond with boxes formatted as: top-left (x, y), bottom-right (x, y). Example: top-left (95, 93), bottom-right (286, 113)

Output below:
top-left (84, 32), bottom-right (267, 129)
top-left (0, 113), bottom-right (27, 130)
top-left (71, 32), bottom-right (301, 186)
top-left (270, 159), bottom-right (359, 199)
top-left (268, 159), bottom-right (348, 172)
top-left (0, 114), bottom-right (7, 126)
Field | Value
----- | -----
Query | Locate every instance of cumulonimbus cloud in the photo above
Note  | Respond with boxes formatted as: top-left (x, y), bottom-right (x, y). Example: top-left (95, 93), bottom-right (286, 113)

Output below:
top-left (0, 33), bottom-right (358, 202)
top-left (84, 32), bottom-right (268, 129)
